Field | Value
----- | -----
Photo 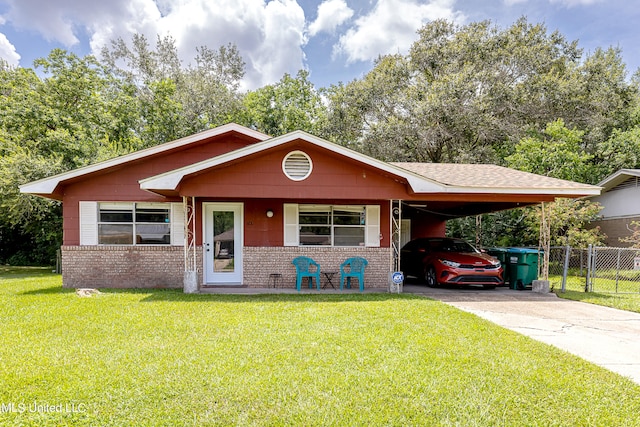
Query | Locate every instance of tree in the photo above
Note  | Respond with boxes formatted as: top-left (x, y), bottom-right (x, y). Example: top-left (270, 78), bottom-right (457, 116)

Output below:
top-left (0, 146), bottom-right (63, 264)
top-left (1, 50), bottom-right (123, 169)
top-left (506, 119), bottom-right (605, 277)
top-left (506, 119), bottom-right (593, 183)
top-left (182, 43), bottom-right (245, 129)
top-left (3, 35), bottom-right (246, 265)
top-left (526, 199), bottom-right (604, 248)
top-left (101, 34), bottom-right (245, 144)
top-left (324, 18), bottom-right (594, 163)
top-left (506, 117), bottom-right (605, 266)
top-left (321, 54), bottom-right (415, 158)
top-left (321, 18), bottom-right (638, 257)
top-left (446, 118), bottom-right (605, 252)
top-left (577, 47), bottom-right (638, 154)
top-left (447, 209), bottom-right (532, 248)
top-left (595, 126), bottom-right (640, 178)
top-left (619, 221), bottom-right (640, 248)
top-left (240, 70), bottom-right (327, 136)
top-left (0, 51), bottom-right (136, 264)
top-left (323, 18), bottom-right (640, 169)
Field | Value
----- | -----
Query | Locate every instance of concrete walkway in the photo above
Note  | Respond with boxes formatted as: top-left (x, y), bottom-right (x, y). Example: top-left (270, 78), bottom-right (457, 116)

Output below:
top-left (404, 284), bottom-right (640, 385)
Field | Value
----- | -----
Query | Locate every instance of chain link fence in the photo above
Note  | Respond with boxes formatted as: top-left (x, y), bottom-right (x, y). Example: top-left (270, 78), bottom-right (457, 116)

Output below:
top-left (548, 246), bottom-right (640, 294)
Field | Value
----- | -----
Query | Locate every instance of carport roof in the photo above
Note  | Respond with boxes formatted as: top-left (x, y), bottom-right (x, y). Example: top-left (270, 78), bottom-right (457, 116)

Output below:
top-left (393, 163), bottom-right (600, 194)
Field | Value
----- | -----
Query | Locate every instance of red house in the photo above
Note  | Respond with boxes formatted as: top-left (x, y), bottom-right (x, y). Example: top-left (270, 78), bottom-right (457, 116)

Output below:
top-left (20, 124), bottom-right (600, 291)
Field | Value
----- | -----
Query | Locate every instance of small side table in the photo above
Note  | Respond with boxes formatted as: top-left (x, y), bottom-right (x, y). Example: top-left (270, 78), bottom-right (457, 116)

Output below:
top-left (322, 271), bottom-right (337, 289)
top-left (268, 273), bottom-right (282, 288)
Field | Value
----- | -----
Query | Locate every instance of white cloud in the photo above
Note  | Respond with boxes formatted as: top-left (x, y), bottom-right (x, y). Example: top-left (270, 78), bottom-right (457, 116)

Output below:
top-left (308, 0), bottom-right (354, 36)
top-left (0, 32), bottom-right (20, 66)
top-left (0, 0), bottom-right (307, 90)
top-left (333, 0), bottom-right (465, 64)
top-left (550, 0), bottom-right (603, 5)
top-left (1, 0), bottom-right (142, 46)
top-left (504, 0), bottom-right (603, 5)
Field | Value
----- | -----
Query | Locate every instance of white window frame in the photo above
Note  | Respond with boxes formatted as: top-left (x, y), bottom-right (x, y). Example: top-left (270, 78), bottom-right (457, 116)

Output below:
top-left (79, 202), bottom-right (183, 246)
top-left (284, 203), bottom-right (380, 247)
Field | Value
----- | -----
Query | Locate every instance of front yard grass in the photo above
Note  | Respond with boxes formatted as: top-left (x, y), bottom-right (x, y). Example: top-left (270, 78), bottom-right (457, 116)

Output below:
top-left (550, 273), bottom-right (640, 313)
top-left (556, 289), bottom-right (640, 314)
top-left (2, 268), bottom-right (640, 426)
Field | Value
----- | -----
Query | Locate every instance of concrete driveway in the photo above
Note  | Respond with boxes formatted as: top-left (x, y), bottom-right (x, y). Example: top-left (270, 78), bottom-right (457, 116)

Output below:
top-left (404, 284), bottom-right (640, 385)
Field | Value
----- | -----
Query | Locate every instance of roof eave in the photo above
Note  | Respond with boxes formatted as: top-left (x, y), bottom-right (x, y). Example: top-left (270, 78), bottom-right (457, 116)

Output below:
top-left (19, 123), bottom-right (271, 197)
top-left (19, 180), bottom-right (60, 195)
top-left (140, 130), bottom-right (448, 193)
top-left (440, 186), bottom-right (602, 197)
top-left (597, 169), bottom-right (640, 191)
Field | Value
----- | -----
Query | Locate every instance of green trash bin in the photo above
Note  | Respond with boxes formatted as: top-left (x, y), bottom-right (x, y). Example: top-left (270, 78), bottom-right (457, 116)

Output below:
top-left (486, 248), bottom-right (509, 285)
top-left (507, 248), bottom-right (539, 290)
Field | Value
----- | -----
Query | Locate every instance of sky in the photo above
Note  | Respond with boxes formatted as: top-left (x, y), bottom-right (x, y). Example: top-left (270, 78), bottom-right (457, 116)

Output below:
top-left (0, 0), bottom-right (639, 91)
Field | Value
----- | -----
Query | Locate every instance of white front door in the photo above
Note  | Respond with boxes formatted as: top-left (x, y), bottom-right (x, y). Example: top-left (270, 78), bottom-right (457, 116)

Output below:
top-left (203, 203), bottom-right (243, 285)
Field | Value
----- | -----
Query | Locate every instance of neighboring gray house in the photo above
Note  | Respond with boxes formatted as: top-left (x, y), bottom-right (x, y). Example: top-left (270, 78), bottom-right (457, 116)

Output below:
top-left (590, 169), bottom-right (640, 247)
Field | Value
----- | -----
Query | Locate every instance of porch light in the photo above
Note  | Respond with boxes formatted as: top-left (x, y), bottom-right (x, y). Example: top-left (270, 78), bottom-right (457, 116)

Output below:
top-left (266, 209), bottom-right (274, 218)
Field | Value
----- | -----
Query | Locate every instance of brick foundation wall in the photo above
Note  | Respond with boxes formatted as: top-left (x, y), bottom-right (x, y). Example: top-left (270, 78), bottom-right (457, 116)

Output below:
top-left (61, 246), bottom-right (186, 288)
top-left (243, 246), bottom-right (391, 289)
top-left (62, 245), bottom-right (391, 290)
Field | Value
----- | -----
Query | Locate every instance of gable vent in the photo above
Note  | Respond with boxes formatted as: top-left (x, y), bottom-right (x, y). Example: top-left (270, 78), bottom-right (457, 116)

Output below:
top-left (282, 151), bottom-right (313, 181)
top-left (611, 176), bottom-right (640, 192)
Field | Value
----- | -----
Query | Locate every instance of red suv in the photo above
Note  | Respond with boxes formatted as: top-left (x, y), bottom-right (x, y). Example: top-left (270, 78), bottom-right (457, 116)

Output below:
top-left (400, 237), bottom-right (504, 289)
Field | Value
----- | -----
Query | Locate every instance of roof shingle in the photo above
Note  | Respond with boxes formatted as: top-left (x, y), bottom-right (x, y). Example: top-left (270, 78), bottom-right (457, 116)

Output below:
top-left (391, 163), bottom-right (599, 191)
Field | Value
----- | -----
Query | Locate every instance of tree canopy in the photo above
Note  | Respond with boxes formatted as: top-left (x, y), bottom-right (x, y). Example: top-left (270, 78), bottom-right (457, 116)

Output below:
top-left (323, 18), bottom-right (638, 168)
top-left (240, 70), bottom-right (327, 137)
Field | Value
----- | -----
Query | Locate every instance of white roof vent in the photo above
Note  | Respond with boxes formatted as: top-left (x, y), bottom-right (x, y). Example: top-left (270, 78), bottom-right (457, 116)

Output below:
top-left (282, 151), bottom-right (313, 181)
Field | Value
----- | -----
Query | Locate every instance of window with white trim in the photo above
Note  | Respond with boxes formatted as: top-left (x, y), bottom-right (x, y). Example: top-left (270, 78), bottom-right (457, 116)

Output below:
top-left (285, 204), bottom-right (380, 247)
top-left (98, 203), bottom-right (170, 245)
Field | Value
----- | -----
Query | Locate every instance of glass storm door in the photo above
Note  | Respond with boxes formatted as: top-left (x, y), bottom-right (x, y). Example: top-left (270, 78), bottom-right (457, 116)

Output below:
top-left (204, 203), bottom-right (243, 284)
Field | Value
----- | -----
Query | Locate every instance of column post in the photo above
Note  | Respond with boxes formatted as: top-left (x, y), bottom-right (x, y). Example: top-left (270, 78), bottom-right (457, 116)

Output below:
top-left (183, 196), bottom-right (198, 293)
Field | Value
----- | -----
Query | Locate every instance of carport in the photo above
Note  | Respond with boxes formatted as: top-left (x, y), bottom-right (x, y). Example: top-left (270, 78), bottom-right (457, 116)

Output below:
top-left (384, 162), bottom-right (601, 272)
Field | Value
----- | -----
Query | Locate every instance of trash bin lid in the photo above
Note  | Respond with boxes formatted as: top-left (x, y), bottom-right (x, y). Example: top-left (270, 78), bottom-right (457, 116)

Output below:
top-left (507, 247), bottom-right (539, 254)
top-left (486, 247), bottom-right (508, 253)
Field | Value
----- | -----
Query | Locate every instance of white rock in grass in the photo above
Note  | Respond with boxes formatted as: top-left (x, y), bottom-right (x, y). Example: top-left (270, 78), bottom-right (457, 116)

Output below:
top-left (76, 288), bottom-right (101, 297)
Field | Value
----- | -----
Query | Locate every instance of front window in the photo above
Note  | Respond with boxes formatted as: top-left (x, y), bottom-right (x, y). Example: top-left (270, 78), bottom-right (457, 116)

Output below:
top-left (299, 205), bottom-right (365, 247)
top-left (98, 203), bottom-right (170, 245)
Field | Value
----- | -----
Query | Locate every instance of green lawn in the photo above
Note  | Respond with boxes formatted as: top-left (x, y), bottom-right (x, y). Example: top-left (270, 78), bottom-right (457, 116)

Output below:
top-left (550, 274), bottom-right (640, 313)
top-left (556, 290), bottom-right (640, 314)
top-left (2, 268), bottom-right (640, 426)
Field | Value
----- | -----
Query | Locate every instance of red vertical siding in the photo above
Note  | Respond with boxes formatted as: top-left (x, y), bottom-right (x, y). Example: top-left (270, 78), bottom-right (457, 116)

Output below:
top-left (179, 143), bottom-right (412, 199)
top-left (61, 134), bottom-right (258, 245)
top-left (244, 200), bottom-right (284, 246)
top-left (241, 200), bottom-right (391, 247)
top-left (412, 218), bottom-right (447, 239)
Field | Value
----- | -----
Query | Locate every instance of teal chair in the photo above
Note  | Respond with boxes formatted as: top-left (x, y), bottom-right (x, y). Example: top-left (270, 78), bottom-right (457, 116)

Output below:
top-left (340, 257), bottom-right (368, 291)
top-left (292, 256), bottom-right (321, 291)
